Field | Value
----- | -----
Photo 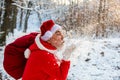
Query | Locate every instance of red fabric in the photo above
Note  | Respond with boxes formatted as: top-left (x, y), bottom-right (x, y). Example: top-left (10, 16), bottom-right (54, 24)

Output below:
top-left (40, 20), bottom-right (54, 36)
top-left (3, 32), bottom-right (38, 79)
top-left (22, 38), bottom-right (70, 80)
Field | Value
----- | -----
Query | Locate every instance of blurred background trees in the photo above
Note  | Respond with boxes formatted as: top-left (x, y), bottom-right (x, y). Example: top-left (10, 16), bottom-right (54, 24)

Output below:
top-left (0, 0), bottom-right (120, 45)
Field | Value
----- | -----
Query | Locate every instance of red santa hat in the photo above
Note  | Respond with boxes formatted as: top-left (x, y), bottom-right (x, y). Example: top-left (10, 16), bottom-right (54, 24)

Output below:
top-left (40, 19), bottom-right (62, 41)
top-left (24, 20), bottom-right (62, 59)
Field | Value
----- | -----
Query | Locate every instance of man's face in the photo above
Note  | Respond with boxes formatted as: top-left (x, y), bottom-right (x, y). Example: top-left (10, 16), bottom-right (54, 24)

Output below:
top-left (48, 30), bottom-right (64, 49)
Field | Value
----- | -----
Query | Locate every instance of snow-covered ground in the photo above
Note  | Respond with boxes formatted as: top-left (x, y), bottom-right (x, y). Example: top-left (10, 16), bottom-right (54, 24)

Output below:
top-left (0, 30), bottom-right (120, 80)
top-left (67, 38), bottom-right (120, 80)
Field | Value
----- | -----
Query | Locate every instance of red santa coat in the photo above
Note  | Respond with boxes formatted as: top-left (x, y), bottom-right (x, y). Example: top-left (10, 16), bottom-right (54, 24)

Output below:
top-left (22, 34), bottom-right (70, 80)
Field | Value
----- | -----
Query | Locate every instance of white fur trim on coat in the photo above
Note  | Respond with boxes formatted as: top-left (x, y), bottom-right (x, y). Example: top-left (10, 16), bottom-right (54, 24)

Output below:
top-left (35, 34), bottom-right (57, 54)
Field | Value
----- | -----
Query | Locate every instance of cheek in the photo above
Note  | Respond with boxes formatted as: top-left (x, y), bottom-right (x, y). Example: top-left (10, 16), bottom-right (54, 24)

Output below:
top-left (50, 38), bottom-right (57, 45)
top-left (51, 38), bottom-right (59, 45)
top-left (51, 35), bottom-right (64, 45)
top-left (52, 37), bottom-right (59, 42)
top-left (53, 40), bottom-right (57, 43)
top-left (56, 36), bottom-right (63, 40)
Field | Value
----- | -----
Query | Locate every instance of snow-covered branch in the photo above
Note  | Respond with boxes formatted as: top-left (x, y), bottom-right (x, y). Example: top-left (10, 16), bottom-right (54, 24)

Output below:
top-left (12, 0), bottom-right (67, 15)
top-left (0, 31), bottom-right (5, 34)
top-left (0, 7), bottom-right (5, 10)
top-left (12, 3), bottom-right (33, 10)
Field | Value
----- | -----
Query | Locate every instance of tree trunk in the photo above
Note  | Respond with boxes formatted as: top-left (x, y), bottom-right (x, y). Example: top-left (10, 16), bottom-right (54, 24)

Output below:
top-left (23, 2), bottom-right (32, 32)
top-left (0, 0), bottom-right (17, 46)
top-left (0, 0), bottom-right (12, 45)
top-left (97, 0), bottom-right (107, 38)
top-left (18, 8), bottom-right (24, 31)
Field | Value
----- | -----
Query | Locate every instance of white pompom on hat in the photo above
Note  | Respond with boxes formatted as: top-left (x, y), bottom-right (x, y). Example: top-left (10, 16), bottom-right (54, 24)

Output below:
top-left (40, 20), bottom-right (62, 41)
top-left (24, 48), bottom-right (31, 59)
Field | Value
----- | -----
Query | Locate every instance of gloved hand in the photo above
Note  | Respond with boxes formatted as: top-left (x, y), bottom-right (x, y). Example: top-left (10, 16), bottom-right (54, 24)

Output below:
top-left (62, 44), bottom-right (76, 60)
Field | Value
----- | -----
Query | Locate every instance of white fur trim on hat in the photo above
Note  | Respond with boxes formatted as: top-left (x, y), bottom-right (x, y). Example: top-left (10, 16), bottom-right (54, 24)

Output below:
top-left (51, 24), bottom-right (62, 34)
top-left (41, 31), bottom-right (52, 41)
top-left (41, 24), bottom-right (62, 41)
top-left (24, 48), bottom-right (31, 59)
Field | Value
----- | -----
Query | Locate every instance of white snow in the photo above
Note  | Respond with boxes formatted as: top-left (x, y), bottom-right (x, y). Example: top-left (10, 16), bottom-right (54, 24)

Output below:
top-left (0, 30), bottom-right (120, 80)
top-left (67, 38), bottom-right (120, 80)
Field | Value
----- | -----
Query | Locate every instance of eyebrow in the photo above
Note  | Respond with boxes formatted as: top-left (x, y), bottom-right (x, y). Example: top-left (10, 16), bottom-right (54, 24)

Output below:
top-left (55, 30), bottom-right (61, 33)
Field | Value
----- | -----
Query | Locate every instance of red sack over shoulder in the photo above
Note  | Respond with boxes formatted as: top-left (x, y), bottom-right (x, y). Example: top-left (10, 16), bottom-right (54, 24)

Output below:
top-left (3, 32), bottom-right (38, 79)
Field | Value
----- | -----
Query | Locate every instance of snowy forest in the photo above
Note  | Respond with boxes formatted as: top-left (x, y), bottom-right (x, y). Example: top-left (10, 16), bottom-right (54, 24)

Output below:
top-left (0, 0), bottom-right (120, 45)
top-left (0, 0), bottom-right (120, 80)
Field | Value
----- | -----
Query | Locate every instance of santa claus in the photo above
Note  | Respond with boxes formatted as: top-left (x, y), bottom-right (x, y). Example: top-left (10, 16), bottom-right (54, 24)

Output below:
top-left (22, 19), bottom-right (73, 80)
